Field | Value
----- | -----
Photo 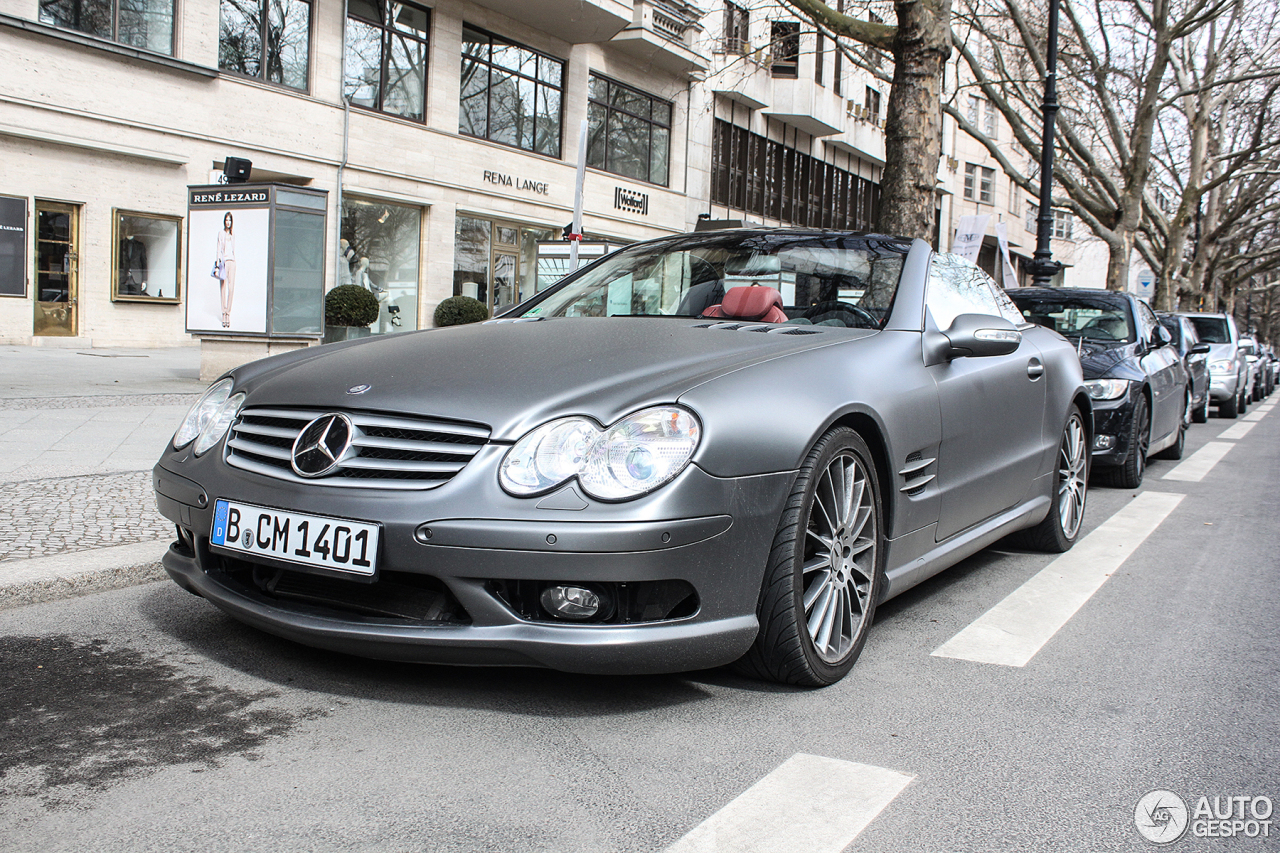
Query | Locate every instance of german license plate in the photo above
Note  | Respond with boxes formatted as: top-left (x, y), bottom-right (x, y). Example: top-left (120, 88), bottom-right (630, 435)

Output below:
top-left (210, 499), bottom-right (378, 576)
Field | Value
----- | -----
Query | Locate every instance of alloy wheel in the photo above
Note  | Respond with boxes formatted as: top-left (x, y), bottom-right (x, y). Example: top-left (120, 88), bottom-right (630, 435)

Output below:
top-left (1057, 413), bottom-right (1087, 539)
top-left (801, 451), bottom-right (877, 664)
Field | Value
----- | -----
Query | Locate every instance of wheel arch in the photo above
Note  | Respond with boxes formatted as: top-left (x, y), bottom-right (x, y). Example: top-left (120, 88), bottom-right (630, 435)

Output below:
top-left (828, 411), bottom-right (895, 539)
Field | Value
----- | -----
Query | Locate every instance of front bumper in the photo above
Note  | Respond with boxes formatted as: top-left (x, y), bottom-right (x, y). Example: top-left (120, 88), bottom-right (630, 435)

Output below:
top-left (154, 444), bottom-right (791, 674)
top-left (1208, 371), bottom-right (1240, 402)
top-left (1087, 389), bottom-right (1140, 469)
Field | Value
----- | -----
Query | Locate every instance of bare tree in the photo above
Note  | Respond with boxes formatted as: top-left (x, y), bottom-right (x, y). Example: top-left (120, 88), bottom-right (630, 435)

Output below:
top-left (950, 0), bottom-right (1236, 294)
top-left (781, 0), bottom-right (953, 239)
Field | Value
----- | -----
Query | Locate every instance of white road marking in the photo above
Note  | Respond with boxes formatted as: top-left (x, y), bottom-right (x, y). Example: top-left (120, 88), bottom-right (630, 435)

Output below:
top-left (931, 491), bottom-right (1184, 668)
top-left (1243, 409), bottom-right (1269, 422)
top-left (662, 754), bottom-right (913, 853)
top-left (1163, 441), bottom-right (1235, 481)
top-left (1217, 422), bottom-right (1257, 441)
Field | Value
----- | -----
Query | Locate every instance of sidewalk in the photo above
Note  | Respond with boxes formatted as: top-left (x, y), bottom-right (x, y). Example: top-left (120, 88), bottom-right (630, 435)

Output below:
top-left (0, 345), bottom-right (206, 607)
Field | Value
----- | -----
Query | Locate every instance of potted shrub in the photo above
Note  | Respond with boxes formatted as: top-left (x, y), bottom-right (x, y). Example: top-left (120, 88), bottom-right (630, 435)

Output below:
top-left (434, 295), bottom-right (490, 327)
top-left (324, 284), bottom-right (380, 343)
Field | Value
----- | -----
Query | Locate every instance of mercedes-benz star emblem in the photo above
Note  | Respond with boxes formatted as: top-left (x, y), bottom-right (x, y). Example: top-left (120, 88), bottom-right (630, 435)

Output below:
top-left (347, 384), bottom-right (372, 395)
top-left (291, 413), bottom-right (355, 478)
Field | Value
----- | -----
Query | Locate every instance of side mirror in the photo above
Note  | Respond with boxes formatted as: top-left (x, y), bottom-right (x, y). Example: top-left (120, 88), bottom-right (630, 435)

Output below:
top-left (942, 314), bottom-right (1022, 359)
top-left (1189, 342), bottom-right (1212, 355)
top-left (1154, 325), bottom-right (1173, 346)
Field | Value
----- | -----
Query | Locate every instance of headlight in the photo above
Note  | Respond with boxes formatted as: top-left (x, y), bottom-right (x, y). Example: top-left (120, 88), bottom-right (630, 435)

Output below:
top-left (1084, 378), bottom-right (1130, 401)
top-left (500, 406), bottom-right (701, 501)
top-left (193, 392), bottom-right (246, 456)
top-left (173, 378), bottom-right (234, 449)
top-left (1209, 359), bottom-right (1233, 373)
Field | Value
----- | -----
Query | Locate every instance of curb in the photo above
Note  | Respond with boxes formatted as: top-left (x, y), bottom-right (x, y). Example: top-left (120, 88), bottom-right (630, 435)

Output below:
top-left (0, 540), bottom-right (171, 610)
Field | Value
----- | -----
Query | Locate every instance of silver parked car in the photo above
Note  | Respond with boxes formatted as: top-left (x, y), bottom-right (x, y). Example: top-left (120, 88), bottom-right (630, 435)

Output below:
top-left (154, 230), bottom-right (1090, 687)
top-left (1180, 312), bottom-right (1250, 417)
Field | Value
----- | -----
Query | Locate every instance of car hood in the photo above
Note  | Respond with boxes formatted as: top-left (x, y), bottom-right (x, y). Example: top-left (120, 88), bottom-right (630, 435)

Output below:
top-left (1076, 340), bottom-right (1138, 379)
top-left (1205, 342), bottom-right (1238, 362)
top-left (233, 318), bottom-right (859, 440)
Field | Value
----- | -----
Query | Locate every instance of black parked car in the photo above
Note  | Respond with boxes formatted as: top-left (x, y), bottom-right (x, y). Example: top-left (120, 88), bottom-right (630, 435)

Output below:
top-left (1011, 288), bottom-right (1187, 488)
top-left (1158, 313), bottom-right (1213, 423)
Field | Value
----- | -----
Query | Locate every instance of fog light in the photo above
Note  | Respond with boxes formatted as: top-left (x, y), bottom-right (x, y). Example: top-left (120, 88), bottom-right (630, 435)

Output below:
top-left (1093, 434), bottom-right (1116, 451)
top-left (540, 585), bottom-right (602, 621)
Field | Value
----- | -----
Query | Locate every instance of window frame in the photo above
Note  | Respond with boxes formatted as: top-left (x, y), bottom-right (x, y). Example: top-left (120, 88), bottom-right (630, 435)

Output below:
top-left (458, 24), bottom-right (566, 159)
top-left (770, 21), bottom-right (800, 78)
top-left (343, 0), bottom-right (431, 122)
top-left (111, 209), bottom-right (183, 304)
top-left (964, 163), bottom-right (995, 204)
top-left (218, 0), bottom-right (314, 93)
top-left (586, 73), bottom-right (673, 188)
top-left (39, 0), bottom-right (176, 55)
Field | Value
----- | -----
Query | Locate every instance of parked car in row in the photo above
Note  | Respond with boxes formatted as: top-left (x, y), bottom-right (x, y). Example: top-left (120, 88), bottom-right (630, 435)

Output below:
top-left (154, 231), bottom-right (1090, 687)
top-left (1240, 336), bottom-right (1274, 401)
top-left (1158, 313), bottom-right (1213, 423)
top-left (1179, 312), bottom-right (1250, 418)
top-left (1011, 288), bottom-right (1187, 488)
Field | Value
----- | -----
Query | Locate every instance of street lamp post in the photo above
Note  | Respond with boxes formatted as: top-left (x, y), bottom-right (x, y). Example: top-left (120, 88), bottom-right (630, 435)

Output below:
top-left (1028, 0), bottom-right (1064, 287)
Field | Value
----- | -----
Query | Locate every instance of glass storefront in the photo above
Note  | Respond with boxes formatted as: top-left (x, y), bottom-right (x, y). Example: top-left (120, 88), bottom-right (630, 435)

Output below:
top-left (452, 215), bottom-right (556, 314)
top-left (113, 210), bottom-right (181, 302)
top-left (340, 197), bottom-right (422, 334)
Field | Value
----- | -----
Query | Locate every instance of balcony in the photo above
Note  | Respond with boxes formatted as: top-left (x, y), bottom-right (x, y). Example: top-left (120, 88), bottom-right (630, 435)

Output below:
top-left (824, 102), bottom-right (886, 165)
top-left (709, 46), bottom-right (770, 110)
top-left (610, 0), bottom-right (708, 76)
top-left (468, 0), bottom-right (633, 44)
top-left (762, 77), bottom-right (845, 137)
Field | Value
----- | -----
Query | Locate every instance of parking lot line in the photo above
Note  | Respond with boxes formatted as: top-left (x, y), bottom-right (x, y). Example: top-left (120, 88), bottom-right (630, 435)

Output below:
top-left (662, 754), bottom-right (913, 853)
top-left (931, 491), bottom-right (1184, 668)
top-left (1216, 422), bottom-right (1257, 440)
top-left (1163, 441), bottom-right (1236, 480)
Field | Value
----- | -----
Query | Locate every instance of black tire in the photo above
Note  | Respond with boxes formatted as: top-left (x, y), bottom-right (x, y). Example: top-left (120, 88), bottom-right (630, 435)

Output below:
top-left (734, 428), bottom-right (883, 687)
top-left (1220, 391), bottom-right (1239, 419)
top-left (1154, 389), bottom-right (1189, 460)
top-left (1011, 406), bottom-right (1088, 552)
top-left (1192, 390), bottom-right (1209, 423)
top-left (1101, 394), bottom-right (1149, 489)
top-left (1239, 388), bottom-right (1248, 415)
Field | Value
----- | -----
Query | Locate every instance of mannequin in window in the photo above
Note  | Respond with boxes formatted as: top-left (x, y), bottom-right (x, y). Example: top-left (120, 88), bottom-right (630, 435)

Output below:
top-left (339, 238), bottom-right (355, 286)
top-left (119, 234), bottom-right (148, 296)
top-left (216, 212), bottom-right (236, 327)
top-left (356, 257), bottom-right (388, 302)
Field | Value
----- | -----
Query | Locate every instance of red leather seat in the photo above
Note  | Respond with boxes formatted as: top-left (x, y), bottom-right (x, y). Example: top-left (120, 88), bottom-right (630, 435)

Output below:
top-left (702, 286), bottom-right (788, 323)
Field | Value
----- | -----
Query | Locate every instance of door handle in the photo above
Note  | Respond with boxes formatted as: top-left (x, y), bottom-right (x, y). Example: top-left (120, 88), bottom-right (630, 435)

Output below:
top-left (1027, 358), bottom-right (1044, 379)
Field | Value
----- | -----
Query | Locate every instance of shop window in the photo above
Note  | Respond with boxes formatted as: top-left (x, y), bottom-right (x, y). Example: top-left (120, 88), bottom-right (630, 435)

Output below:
top-left (586, 74), bottom-right (672, 187)
top-left (770, 21), bottom-right (799, 78)
top-left (113, 210), bottom-right (181, 303)
top-left (964, 163), bottom-right (995, 204)
top-left (39, 0), bottom-right (175, 55)
top-left (344, 0), bottom-right (429, 121)
top-left (459, 26), bottom-right (563, 158)
top-left (453, 216), bottom-right (556, 315)
top-left (219, 0), bottom-right (312, 91)
top-left (340, 198), bottom-right (422, 334)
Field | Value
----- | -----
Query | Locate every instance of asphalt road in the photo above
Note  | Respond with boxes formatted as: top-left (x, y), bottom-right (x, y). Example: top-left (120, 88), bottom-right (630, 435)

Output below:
top-left (1, 403), bottom-right (1276, 853)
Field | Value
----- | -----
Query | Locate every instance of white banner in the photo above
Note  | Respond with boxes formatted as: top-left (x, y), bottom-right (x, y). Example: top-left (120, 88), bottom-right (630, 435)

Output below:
top-left (995, 221), bottom-right (1019, 289)
top-left (951, 214), bottom-right (989, 262)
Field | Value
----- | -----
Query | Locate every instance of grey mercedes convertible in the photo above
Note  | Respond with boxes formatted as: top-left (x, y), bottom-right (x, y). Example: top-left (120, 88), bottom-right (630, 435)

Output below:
top-left (154, 229), bottom-right (1090, 686)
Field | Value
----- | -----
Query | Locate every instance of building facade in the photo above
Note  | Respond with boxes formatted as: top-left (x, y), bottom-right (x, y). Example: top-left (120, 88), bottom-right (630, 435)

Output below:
top-left (0, 0), bottom-right (709, 347)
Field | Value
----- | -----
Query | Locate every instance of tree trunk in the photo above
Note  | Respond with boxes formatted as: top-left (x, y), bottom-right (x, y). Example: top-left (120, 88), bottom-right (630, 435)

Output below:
top-left (876, 0), bottom-right (952, 240)
top-left (1105, 230), bottom-right (1133, 296)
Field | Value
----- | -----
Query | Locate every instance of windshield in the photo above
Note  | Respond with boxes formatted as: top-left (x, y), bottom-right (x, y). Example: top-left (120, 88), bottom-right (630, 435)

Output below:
top-left (1187, 316), bottom-right (1229, 343)
top-left (521, 232), bottom-right (910, 330)
top-left (1011, 294), bottom-right (1134, 343)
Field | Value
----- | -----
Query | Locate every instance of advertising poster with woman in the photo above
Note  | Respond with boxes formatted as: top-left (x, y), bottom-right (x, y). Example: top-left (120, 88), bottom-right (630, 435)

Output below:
top-left (185, 191), bottom-right (270, 334)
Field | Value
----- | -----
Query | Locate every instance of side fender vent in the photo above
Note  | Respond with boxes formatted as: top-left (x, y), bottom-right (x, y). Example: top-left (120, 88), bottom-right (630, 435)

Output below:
top-left (898, 452), bottom-right (937, 497)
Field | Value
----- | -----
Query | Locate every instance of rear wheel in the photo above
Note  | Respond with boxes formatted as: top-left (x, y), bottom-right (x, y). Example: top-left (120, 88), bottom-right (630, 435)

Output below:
top-left (1155, 389), bottom-right (1189, 460)
top-left (1101, 395), bottom-right (1149, 489)
top-left (1013, 406), bottom-right (1087, 552)
top-left (735, 428), bottom-right (883, 687)
top-left (1192, 389), bottom-right (1209, 423)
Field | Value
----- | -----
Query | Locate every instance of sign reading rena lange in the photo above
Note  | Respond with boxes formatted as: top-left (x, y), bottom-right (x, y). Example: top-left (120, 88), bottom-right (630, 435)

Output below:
top-left (189, 188), bottom-right (270, 206)
top-left (483, 171), bottom-right (549, 195)
top-left (614, 187), bottom-right (649, 216)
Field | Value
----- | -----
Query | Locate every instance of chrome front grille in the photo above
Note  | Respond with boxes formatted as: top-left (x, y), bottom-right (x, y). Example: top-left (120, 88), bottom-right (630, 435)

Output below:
top-left (226, 407), bottom-right (491, 490)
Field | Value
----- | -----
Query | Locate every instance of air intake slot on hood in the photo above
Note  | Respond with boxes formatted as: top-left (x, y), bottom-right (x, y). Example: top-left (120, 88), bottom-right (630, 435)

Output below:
top-left (690, 322), bottom-right (823, 335)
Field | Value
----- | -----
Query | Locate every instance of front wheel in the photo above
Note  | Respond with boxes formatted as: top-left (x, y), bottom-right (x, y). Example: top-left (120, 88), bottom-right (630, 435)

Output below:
top-left (1014, 406), bottom-right (1088, 552)
top-left (1192, 389), bottom-right (1209, 423)
top-left (1101, 395), bottom-right (1149, 489)
top-left (734, 428), bottom-right (883, 687)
